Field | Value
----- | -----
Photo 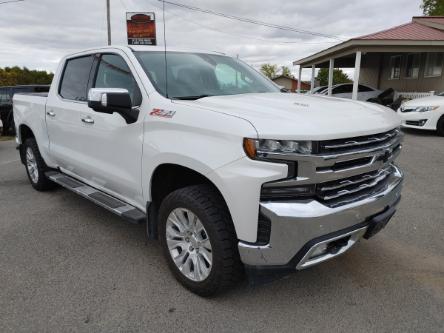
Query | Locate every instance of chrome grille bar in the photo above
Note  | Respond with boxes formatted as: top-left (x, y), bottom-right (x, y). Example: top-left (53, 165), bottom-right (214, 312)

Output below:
top-left (319, 167), bottom-right (391, 192)
top-left (318, 170), bottom-right (390, 201)
top-left (322, 130), bottom-right (398, 150)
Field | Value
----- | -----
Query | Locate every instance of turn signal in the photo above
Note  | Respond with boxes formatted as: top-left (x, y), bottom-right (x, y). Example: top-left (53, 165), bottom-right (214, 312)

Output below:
top-left (243, 138), bottom-right (257, 159)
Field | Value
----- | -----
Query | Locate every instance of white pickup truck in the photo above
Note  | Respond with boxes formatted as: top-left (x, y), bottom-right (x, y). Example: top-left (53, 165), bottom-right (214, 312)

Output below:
top-left (14, 46), bottom-right (404, 296)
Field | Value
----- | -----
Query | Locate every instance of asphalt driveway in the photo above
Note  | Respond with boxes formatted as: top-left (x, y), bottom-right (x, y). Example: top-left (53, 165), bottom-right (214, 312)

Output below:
top-left (0, 130), bottom-right (443, 332)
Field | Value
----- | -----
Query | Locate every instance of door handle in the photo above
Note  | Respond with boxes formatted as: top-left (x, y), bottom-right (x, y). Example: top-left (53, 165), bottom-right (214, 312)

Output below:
top-left (81, 116), bottom-right (94, 124)
top-left (46, 111), bottom-right (56, 117)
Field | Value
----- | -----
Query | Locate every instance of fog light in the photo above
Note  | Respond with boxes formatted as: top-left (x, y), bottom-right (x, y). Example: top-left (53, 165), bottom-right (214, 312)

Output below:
top-left (260, 185), bottom-right (316, 200)
top-left (309, 243), bottom-right (328, 258)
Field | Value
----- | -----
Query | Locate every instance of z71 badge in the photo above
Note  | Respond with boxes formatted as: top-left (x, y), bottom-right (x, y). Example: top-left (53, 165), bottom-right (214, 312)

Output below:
top-left (149, 108), bottom-right (176, 118)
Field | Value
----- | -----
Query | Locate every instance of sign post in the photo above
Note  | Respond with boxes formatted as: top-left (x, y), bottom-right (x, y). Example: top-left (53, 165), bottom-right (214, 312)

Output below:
top-left (126, 12), bottom-right (157, 46)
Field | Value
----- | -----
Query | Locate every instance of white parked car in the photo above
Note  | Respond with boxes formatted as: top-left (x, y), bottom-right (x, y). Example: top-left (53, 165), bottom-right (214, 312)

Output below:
top-left (315, 83), bottom-right (380, 101)
top-left (398, 94), bottom-right (444, 136)
top-left (13, 46), bottom-right (403, 296)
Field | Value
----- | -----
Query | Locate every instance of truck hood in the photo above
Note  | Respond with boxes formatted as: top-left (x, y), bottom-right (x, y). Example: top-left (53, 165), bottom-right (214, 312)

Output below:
top-left (189, 93), bottom-right (401, 140)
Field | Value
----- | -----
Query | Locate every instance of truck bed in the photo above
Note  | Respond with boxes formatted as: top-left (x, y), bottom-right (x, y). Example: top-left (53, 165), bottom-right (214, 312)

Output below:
top-left (14, 92), bottom-right (49, 98)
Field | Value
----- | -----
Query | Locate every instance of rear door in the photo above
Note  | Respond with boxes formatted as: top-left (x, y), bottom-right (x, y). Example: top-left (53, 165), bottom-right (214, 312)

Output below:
top-left (46, 54), bottom-right (96, 175)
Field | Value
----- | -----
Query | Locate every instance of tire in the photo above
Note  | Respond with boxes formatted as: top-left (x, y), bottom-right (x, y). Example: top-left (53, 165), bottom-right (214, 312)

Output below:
top-left (23, 138), bottom-right (56, 191)
top-left (437, 116), bottom-right (444, 137)
top-left (158, 184), bottom-right (243, 296)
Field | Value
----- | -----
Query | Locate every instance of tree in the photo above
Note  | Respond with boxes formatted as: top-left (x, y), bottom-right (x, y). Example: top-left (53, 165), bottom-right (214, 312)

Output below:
top-left (0, 67), bottom-right (53, 86)
top-left (421, 0), bottom-right (444, 15)
top-left (315, 68), bottom-right (351, 86)
top-left (260, 64), bottom-right (278, 79)
top-left (281, 66), bottom-right (293, 78)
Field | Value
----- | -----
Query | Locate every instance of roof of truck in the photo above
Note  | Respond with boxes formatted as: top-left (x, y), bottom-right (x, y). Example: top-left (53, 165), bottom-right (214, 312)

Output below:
top-left (66, 45), bottom-right (226, 58)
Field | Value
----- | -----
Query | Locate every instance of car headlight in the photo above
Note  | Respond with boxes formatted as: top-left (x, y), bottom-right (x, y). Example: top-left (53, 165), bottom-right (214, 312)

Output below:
top-left (415, 106), bottom-right (439, 112)
top-left (243, 138), bottom-right (312, 159)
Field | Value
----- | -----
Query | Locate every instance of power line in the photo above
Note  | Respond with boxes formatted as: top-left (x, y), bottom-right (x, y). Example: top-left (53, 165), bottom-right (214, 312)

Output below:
top-left (0, 0), bottom-right (24, 4)
top-left (157, 0), bottom-right (343, 41)
top-left (148, 0), bottom-right (336, 45)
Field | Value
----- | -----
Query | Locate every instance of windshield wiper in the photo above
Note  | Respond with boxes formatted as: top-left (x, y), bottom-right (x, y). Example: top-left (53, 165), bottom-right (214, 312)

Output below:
top-left (172, 94), bottom-right (213, 100)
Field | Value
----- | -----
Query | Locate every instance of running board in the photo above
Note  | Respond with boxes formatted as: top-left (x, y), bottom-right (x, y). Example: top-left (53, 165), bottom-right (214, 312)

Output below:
top-left (46, 171), bottom-right (146, 224)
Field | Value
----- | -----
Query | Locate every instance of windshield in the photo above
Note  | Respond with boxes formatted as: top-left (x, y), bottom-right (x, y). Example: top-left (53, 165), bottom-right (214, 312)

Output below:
top-left (134, 51), bottom-right (279, 99)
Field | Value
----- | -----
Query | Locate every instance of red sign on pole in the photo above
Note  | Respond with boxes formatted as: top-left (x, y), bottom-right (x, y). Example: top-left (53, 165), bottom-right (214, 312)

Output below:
top-left (126, 12), bottom-right (157, 45)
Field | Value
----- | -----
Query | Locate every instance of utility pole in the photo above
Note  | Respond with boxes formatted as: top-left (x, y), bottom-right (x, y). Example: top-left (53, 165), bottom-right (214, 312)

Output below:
top-left (106, 0), bottom-right (111, 45)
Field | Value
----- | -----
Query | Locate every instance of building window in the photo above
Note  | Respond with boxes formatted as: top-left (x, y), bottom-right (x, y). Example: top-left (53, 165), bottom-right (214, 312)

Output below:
top-left (405, 53), bottom-right (420, 79)
top-left (389, 55), bottom-right (401, 79)
top-left (424, 53), bottom-right (443, 78)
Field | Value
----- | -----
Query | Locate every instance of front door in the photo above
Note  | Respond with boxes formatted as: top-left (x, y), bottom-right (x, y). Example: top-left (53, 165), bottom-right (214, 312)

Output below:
top-left (46, 52), bottom-right (146, 208)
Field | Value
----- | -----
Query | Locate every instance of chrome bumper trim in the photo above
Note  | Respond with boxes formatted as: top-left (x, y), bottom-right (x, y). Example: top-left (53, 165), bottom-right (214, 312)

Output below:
top-left (238, 165), bottom-right (403, 267)
top-left (296, 226), bottom-right (367, 269)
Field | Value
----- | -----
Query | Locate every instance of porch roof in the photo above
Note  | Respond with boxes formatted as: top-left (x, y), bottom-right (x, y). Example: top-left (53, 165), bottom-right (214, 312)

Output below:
top-left (294, 16), bottom-right (444, 67)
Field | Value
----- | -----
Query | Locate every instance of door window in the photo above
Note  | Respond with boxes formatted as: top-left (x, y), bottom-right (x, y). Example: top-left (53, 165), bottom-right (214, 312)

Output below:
top-left (0, 89), bottom-right (11, 105)
top-left (358, 85), bottom-right (373, 92)
top-left (59, 55), bottom-right (94, 101)
top-left (333, 84), bottom-right (352, 94)
top-left (94, 54), bottom-right (142, 106)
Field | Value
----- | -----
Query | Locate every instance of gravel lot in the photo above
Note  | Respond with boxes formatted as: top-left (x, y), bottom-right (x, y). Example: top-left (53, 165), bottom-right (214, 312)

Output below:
top-left (0, 130), bottom-right (443, 332)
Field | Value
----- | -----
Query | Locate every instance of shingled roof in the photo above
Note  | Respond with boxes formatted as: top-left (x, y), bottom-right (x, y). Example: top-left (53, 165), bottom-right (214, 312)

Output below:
top-left (358, 21), bottom-right (444, 41)
top-left (294, 16), bottom-right (444, 66)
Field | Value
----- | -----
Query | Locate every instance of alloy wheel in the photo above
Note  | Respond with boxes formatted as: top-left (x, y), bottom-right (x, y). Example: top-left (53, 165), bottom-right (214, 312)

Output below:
top-left (26, 147), bottom-right (39, 183)
top-left (166, 208), bottom-right (213, 282)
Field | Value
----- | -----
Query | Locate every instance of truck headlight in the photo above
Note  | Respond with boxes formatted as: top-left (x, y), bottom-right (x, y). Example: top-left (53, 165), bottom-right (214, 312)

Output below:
top-left (244, 138), bottom-right (312, 159)
top-left (415, 106), bottom-right (439, 112)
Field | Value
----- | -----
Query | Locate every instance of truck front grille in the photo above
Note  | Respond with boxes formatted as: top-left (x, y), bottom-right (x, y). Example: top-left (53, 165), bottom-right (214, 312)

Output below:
top-left (316, 166), bottom-right (393, 207)
top-left (318, 128), bottom-right (400, 155)
top-left (260, 127), bottom-right (402, 208)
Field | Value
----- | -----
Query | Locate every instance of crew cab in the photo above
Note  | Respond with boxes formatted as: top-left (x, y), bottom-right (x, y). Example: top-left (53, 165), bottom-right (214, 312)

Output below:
top-left (13, 46), bottom-right (404, 296)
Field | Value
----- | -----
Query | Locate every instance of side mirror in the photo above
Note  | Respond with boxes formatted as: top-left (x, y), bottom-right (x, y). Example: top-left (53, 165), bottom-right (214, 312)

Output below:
top-left (87, 88), bottom-right (139, 124)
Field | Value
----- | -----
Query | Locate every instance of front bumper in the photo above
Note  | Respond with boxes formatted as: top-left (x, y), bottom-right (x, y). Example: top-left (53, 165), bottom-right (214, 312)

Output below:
top-left (238, 165), bottom-right (403, 269)
top-left (398, 111), bottom-right (439, 131)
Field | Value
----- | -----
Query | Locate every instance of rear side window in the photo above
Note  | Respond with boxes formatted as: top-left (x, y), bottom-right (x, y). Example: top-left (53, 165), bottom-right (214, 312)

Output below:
top-left (59, 56), bottom-right (94, 101)
top-left (358, 85), bottom-right (373, 92)
top-left (0, 88), bottom-right (11, 105)
top-left (94, 54), bottom-right (142, 106)
top-left (333, 84), bottom-right (352, 94)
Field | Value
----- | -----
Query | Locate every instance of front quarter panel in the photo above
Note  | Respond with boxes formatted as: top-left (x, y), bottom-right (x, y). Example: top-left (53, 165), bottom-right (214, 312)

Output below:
top-left (141, 99), bottom-right (289, 242)
top-left (142, 98), bottom-right (258, 197)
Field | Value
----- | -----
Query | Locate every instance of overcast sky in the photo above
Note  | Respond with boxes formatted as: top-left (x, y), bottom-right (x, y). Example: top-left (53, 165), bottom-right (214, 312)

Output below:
top-left (0, 0), bottom-right (422, 79)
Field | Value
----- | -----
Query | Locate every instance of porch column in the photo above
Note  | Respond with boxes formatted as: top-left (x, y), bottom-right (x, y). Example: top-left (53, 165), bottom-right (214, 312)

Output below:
top-left (310, 64), bottom-right (315, 92)
top-left (352, 51), bottom-right (362, 100)
top-left (297, 66), bottom-right (302, 93)
top-left (328, 58), bottom-right (334, 96)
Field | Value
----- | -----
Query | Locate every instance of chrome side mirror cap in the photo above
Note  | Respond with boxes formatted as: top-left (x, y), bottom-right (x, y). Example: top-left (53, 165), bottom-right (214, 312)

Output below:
top-left (87, 88), bottom-right (138, 123)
